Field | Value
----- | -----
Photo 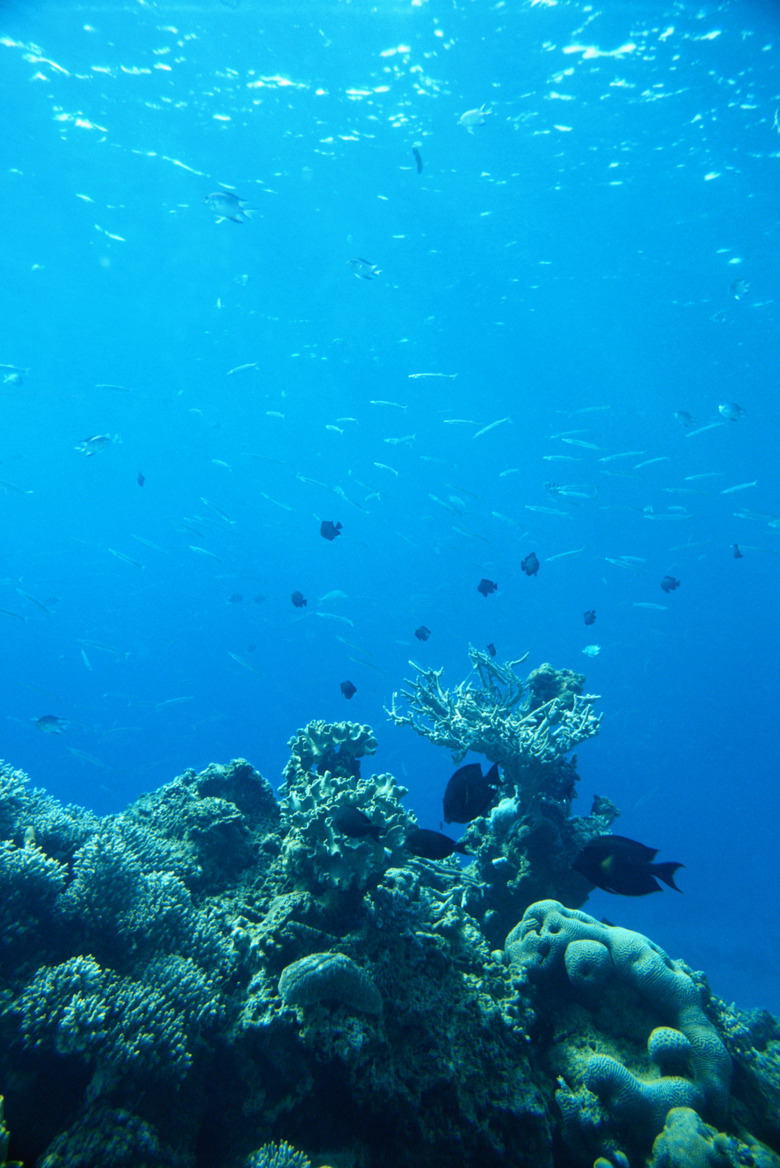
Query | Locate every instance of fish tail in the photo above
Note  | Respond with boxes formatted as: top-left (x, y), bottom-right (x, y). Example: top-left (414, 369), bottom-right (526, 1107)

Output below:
top-left (652, 861), bottom-right (684, 891)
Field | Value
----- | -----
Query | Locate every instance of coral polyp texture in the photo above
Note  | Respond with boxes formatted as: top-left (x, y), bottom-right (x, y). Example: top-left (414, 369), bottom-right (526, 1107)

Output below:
top-left (0, 684), bottom-right (777, 1168)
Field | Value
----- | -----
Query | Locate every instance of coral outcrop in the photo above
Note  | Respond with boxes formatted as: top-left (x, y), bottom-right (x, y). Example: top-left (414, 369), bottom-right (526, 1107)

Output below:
top-left (505, 900), bottom-right (745, 1165)
top-left (0, 677), bottom-right (777, 1168)
top-left (388, 648), bottom-right (616, 941)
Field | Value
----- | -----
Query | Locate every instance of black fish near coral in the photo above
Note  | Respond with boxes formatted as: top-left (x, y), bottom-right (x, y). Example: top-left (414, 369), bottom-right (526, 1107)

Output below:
top-left (340, 680), bottom-right (357, 699)
top-left (332, 805), bottom-right (381, 841)
top-left (522, 552), bottom-right (540, 577)
top-left (406, 828), bottom-right (469, 860)
top-left (477, 578), bottom-right (497, 597)
top-left (661, 575), bottom-right (680, 593)
top-left (415, 625), bottom-right (431, 641)
top-left (291, 591), bottom-right (307, 608)
top-left (443, 761), bottom-right (499, 824)
top-left (320, 520), bottom-right (342, 541)
top-left (573, 834), bottom-right (684, 896)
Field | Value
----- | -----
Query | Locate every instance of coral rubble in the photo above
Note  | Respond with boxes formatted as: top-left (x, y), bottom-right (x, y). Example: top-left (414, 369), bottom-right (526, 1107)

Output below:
top-left (0, 657), bottom-right (777, 1168)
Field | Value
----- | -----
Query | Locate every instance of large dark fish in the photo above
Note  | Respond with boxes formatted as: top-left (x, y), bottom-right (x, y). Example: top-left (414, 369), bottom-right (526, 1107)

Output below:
top-left (340, 680), bottom-right (357, 700)
top-left (477, 578), bottom-right (497, 597)
top-left (661, 575), bottom-right (680, 593)
top-left (321, 520), bottom-right (342, 541)
top-left (406, 828), bottom-right (469, 860)
top-left (414, 625), bottom-right (431, 641)
top-left (443, 761), bottom-right (499, 824)
top-left (572, 834), bottom-right (684, 897)
top-left (333, 805), bottom-right (381, 841)
top-left (522, 552), bottom-right (540, 576)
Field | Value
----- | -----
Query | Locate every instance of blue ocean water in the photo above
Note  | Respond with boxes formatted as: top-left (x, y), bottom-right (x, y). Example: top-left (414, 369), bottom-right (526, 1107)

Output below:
top-left (1, 0), bottom-right (778, 1016)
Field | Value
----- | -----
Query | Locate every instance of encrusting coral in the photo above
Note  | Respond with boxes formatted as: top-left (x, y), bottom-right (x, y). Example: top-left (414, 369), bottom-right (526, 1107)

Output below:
top-left (0, 660), bottom-right (777, 1168)
top-left (506, 900), bottom-right (737, 1165)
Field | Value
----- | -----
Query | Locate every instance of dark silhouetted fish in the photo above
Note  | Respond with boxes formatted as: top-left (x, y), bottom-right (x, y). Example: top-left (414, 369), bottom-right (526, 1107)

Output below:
top-left (137, 471), bottom-right (145, 487)
top-left (321, 520), bottom-right (342, 541)
top-left (227, 594), bottom-right (243, 604)
top-left (660, 575), bottom-right (680, 593)
top-left (35, 715), bottom-right (68, 734)
top-left (415, 625), bottom-right (431, 641)
top-left (333, 805), bottom-right (381, 841)
top-left (443, 761), bottom-right (499, 823)
top-left (486, 642), bottom-right (496, 657)
top-left (674, 410), bottom-right (694, 427)
top-left (522, 552), bottom-right (540, 576)
top-left (573, 834), bottom-right (684, 896)
top-left (340, 680), bottom-right (357, 699)
top-left (477, 578), bottom-right (497, 597)
top-left (584, 609), bottom-right (596, 626)
top-left (732, 544), bottom-right (743, 559)
top-left (412, 147), bottom-right (423, 174)
top-left (291, 591), bottom-right (307, 608)
top-left (406, 827), bottom-right (469, 860)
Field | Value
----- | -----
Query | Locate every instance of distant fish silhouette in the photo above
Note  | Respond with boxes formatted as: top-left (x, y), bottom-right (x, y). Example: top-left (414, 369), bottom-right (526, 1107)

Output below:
top-left (35, 714), bottom-right (68, 734)
top-left (340, 680), bottom-right (357, 699)
top-left (732, 544), bottom-right (743, 559)
top-left (412, 147), bottom-right (423, 173)
top-left (137, 471), bottom-right (145, 487)
top-left (573, 834), bottom-right (684, 896)
top-left (415, 625), bottom-right (431, 641)
top-left (522, 552), bottom-right (540, 576)
top-left (584, 610), bottom-right (596, 626)
top-left (477, 578), bottom-right (497, 597)
top-left (321, 520), bottom-right (342, 541)
top-left (486, 642), bottom-right (496, 657)
top-left (660, 575), bottom-right (680, 593)
top-left (406, 828), bottom-right (469, 860)
top-left (443, 761), bottom-right (499, 824)
top-left (291, 591), bottom-right (307, 608)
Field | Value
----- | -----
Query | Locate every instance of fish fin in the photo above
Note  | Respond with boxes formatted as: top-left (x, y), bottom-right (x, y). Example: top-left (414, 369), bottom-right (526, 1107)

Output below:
top-left (453, 841), bottom-right (470, 855)
top-left (652, 861), bottom-right (684, 892)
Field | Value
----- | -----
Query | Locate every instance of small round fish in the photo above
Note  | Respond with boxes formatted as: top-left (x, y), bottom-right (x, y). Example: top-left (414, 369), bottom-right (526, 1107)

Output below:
top-left (204, 190), bottom-right (253, 223)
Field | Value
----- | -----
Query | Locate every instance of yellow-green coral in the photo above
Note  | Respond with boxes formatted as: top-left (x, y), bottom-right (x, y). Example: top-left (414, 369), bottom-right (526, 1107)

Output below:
top-left (507, 900), bottom-right (732, 1160)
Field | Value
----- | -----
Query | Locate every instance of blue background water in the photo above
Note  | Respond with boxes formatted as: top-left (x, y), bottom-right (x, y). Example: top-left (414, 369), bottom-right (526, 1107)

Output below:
top-left (1, 0), bottom-right (778, 1012)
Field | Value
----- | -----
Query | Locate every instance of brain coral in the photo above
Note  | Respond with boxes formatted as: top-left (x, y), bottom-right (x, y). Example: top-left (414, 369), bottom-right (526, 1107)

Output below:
top-left (278, 952), bottom-right (382, 1015)
top-left (506, 900), bottom-right (732, 1162)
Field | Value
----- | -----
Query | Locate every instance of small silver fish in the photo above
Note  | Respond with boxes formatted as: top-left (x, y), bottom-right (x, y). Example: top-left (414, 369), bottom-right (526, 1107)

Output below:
top-left (348, 257), bottom-right (380, 280)
top-left (204, 190), bottom-right (253, 223)
top-left (458, 104), bottom-right (491, 134)
top-left (718, 401), bottom-right (745, 421)
top-left (75, 434), bottom-right (115, 456)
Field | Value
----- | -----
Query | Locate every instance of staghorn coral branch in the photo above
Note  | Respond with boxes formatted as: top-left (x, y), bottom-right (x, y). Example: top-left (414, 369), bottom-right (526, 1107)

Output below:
top-left (386, 647), bottom-right (601, 771)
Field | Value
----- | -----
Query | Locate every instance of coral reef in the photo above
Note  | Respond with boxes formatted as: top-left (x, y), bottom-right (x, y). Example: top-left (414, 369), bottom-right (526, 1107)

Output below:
top-left (279, 720), bottom-right (413, 896)
top-left (388, 649), bottom-right (616, 941)
top-left (0, 705), bottom-right (778, 1168)
top-left (505, 900), bottom-right (744, 1165)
